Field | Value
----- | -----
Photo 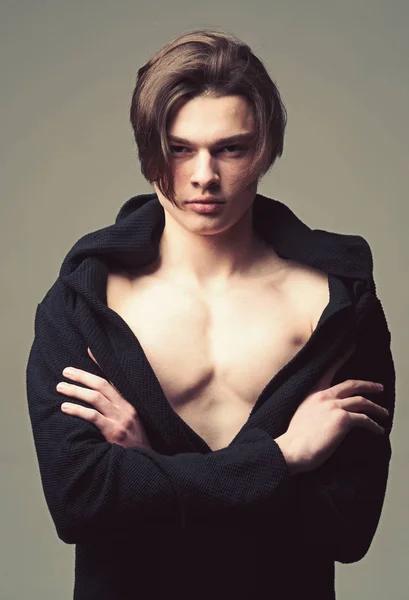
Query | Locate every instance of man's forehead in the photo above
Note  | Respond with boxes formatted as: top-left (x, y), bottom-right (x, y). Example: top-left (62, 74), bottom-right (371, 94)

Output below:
top-left (167, 94), bottom-right (256, 144)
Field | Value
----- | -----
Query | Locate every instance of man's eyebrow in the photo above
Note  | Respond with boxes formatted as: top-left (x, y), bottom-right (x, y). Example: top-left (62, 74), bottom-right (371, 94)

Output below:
top-left (168, 133), bottom-right (255, 146)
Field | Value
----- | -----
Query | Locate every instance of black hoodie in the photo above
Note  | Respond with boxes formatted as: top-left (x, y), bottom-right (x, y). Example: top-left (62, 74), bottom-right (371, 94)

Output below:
top-left (26, 193), bottom-right (395, 599)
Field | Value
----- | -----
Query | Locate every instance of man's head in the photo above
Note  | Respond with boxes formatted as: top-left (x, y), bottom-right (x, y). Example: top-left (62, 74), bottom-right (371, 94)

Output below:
top-left (129, 29), bottom-right (286, 236)
top-left (158, 93), bottom-right (264, 237)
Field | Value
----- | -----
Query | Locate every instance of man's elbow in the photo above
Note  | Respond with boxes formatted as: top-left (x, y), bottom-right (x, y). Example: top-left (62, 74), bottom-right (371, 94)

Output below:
top-left (334, 525), bottom-right (379, 564)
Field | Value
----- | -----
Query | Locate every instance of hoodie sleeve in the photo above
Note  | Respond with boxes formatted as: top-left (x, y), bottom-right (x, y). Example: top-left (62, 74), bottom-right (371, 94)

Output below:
top-left (280, 290), bottom-right (395, 564)
top-left (26, 300), bottom-right (291, 545)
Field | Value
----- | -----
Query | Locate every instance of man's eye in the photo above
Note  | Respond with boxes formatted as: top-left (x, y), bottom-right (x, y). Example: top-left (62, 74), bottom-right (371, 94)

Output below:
top-left (170, 146), bottom-right (187, 154)
top-left (170, 145), bottom-right (245, 155)
top-left (221, 145), bottom-right (244, 153)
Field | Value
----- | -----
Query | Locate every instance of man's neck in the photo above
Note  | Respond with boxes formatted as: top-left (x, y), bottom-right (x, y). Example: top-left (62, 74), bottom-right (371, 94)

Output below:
top-left (154, 206), bottom-right (283, 291)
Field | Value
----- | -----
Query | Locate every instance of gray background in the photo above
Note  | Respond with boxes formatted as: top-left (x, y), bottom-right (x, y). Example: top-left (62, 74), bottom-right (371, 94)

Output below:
top-left (1, 0), bottom-right (408, 598)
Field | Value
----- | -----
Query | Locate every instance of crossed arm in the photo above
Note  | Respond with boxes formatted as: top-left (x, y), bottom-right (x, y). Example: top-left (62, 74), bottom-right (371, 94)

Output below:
top-left (26, 290), bottom-right (395, 562)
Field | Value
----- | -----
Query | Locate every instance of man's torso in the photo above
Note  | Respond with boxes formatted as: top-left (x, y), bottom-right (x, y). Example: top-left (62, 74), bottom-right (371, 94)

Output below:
top-left (106, 254), bottom-right (329, 450)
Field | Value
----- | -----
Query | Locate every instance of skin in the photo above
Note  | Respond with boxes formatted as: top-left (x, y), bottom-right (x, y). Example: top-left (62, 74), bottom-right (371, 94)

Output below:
top-left (56, 94), bottom-right (388, 464)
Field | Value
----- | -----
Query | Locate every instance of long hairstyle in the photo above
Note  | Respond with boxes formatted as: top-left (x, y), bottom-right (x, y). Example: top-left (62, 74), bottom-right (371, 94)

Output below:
top-left (130, 28), bottom-right (287, 206)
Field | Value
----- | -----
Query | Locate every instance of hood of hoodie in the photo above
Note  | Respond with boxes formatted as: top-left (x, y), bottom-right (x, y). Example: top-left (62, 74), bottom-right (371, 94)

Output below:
top-left (59, 192), bottom-right (375, 293)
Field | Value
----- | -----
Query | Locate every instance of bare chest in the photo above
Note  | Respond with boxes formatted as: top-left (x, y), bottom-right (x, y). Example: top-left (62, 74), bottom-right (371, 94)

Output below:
top-left (106, 265), bottom-right (329, 450)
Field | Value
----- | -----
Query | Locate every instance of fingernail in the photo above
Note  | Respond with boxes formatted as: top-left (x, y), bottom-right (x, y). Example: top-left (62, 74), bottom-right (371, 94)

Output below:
top-left (63, 367), bottom-right (75, 376)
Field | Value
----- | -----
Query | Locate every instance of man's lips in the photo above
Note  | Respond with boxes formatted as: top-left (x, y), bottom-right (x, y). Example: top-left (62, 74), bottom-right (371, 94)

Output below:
top-left (187, 199), bottom-right (225, 204)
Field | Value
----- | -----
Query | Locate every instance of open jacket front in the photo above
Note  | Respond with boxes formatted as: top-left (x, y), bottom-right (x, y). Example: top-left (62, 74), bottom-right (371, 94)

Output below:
top-left (26, 193), bottom-right (396, 600)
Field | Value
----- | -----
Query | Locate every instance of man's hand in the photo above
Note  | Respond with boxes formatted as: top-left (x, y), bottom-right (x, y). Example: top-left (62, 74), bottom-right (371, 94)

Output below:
top-left (56, 347), bottom-right (152, 449)
top-left (275, 343), bottom-right (389, 475)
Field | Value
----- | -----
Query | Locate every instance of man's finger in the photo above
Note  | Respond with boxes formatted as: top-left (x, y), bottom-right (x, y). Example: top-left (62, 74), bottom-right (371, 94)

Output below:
top-left (61, 402), bottom-right (106, 430)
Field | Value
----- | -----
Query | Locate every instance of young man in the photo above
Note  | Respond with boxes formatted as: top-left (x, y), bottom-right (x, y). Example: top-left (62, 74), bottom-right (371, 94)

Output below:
top-left (26, 29), bottom-right (395, 599)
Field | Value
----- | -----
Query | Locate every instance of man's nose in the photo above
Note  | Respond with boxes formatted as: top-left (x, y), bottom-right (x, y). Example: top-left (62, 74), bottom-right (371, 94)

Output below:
top-left (190, 153), bottom-right (220, 188)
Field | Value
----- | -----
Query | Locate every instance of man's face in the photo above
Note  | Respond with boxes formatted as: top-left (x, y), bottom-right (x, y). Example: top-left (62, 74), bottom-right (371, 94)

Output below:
top-left (153, 94), bottom-right (259, 236)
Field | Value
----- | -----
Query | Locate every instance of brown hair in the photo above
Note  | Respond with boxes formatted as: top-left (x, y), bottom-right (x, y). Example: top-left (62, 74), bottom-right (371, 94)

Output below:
top-left (130, 27), bottom-right (287, 206)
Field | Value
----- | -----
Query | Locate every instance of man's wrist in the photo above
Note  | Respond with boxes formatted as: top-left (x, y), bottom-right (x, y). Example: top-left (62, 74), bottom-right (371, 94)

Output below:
top-left (274, 433), bottom-right (299, 476)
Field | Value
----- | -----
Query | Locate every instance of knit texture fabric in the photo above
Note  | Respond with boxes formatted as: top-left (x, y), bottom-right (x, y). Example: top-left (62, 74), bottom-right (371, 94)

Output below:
top-left (26, 193), bottom-right (396, 599)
